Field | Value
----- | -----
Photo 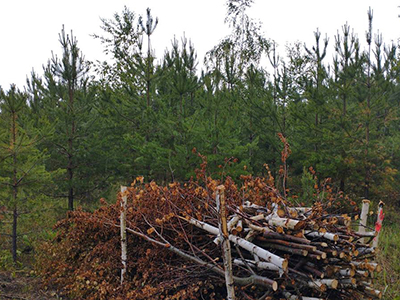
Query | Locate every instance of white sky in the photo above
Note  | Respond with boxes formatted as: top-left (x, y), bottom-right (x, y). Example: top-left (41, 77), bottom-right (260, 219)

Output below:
top-left (0, 0), bottom-right (399, 89)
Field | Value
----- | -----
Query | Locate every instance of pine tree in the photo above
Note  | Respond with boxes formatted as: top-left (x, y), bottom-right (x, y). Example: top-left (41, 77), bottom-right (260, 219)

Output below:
top-left (41, 26), bottom-right (94, 210)
top-left (139, 8), bottom-right (158, 109)
top-left (331, 23), bottom-right (363, 192)
top-left (0, 85), bottom-right (51, 262)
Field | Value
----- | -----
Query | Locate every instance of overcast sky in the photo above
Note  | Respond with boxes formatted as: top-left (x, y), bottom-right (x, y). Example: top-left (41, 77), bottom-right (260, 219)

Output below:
top-left (0, 0), bottom-right (399, 89)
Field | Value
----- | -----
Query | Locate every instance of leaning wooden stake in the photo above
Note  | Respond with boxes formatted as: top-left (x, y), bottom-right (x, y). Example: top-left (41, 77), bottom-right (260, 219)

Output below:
top-left (358, 199), bottom-right (370, 244)
top-left (373, 201), bottom-right (385, 248)
top-left (120, 186), bottom-right (128, 285)
top-left (216, 185), bottom-right (236, 300)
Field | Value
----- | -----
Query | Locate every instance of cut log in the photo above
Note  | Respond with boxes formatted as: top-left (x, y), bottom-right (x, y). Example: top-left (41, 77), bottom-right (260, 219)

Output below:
top-left (262, 231), bottom-right (311, 244)
top-left (233, 258), bottom-right (279, 272)
top-left (365, 286), bottom-right (382, 299)
top-left (303, 264), bottom-right (324, 279)
top-left (267, 216), bottom-right (306, 231)
top-left (340, 278), bottom-right (357, 287)
top-left (305, 280), bottom-right (327, 292)
top-left (260, 242), bottom-right (308, 256)
top-left (319, 279), bottom-right (339, 289)
top-left (339, 268), bottom-right (356, 277)
top-left (305, 230), bottom-right (339, 242)
top-left (256, 237), bottom-right (316, 252)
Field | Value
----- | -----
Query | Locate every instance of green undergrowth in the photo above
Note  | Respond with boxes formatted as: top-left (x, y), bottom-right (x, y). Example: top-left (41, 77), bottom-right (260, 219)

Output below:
top-left (375, 206), bottom-right (400, 300)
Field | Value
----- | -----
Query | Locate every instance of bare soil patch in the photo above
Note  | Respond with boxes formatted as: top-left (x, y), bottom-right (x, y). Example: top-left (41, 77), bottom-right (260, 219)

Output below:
top-left (0, 271), bottom-right (60, 300)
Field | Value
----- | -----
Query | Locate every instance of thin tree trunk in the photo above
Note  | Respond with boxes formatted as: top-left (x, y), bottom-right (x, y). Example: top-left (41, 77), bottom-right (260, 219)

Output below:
top-left (314, 112), bottom-right (318, 152)
top-left (67, 84), bottom-right (75, 211)
top-left (12, 206), bottom-right (18, 263)
top-left (216, 186), bottom-right (235, 299)
top-left (146, 35), bottom-right (151, 108)
top-left (365, 8), bottom-right (372, 201)
top-left (120, 186), bottom-right (128, 284)
top-left (340, 178), bottom-right (345, 193)
top-left (11, 110), bottom-right (18, 263)
top-left (68, 163), bottom-right (74, 211)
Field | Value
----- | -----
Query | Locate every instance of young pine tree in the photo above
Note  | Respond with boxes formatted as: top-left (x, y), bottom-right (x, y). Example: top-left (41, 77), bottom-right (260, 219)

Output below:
top-left (0, 86), bottom-right (51, 263)
top-left (41, 26), bottom-right (94, 210)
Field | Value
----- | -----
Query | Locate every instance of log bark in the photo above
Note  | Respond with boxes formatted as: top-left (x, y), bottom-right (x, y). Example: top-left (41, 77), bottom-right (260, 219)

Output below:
top-left (339, 268), bottom-right (355, 277)
top-left (365, 286), bottom-right (382, 299)
top-left (233, 258), bottom-right (279, 271)
top-left (303, 264), bottom-right (324, 279)
top-left (259, 242), bottom-right (308, 256)
top-left (256, 237), bottom-right (316, 252)
top-left (267, 215), bottom-right (306, 231)
top-left (305, 230), bottom-right (339, 242)
top-left (262, 231), bottom-right (311, 244)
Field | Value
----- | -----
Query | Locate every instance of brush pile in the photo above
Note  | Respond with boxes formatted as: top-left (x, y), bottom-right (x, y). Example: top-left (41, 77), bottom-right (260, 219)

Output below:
top-left (119, 173), bottom-right (383, 300)
top-left (38, 169), bottom-right (383, 299)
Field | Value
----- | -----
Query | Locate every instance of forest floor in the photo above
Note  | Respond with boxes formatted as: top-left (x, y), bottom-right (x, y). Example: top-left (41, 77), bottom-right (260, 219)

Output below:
top-left (0, 270), bottom-right (60, 300)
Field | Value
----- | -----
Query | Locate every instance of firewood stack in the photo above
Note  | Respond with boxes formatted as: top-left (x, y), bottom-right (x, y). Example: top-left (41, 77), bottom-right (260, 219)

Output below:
top-left (182, 198), bottom-right (382, 299)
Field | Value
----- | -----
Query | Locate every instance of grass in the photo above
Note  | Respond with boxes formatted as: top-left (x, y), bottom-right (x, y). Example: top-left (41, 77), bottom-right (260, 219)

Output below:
top-left (375, 207), bottom-right (400, 300)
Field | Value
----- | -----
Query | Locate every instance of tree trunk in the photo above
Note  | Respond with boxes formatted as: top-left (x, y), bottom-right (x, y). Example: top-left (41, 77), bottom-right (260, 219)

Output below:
top-left (340, 178), bottom-right (345, 193)
top-left (216, 186), bottom-right (235, 299)
top-left (12, 206), bottom-right (18, 263)
top-left (146, 35), bottom-right (151, 108)
top-left (67, 83), bottom-right (75, 211)
top-left (120, 186), bottom-right (128, 284)
top-left (67, 155), bottom-right (74, 211)
top-left (11, 110), bottom-right (18, 263)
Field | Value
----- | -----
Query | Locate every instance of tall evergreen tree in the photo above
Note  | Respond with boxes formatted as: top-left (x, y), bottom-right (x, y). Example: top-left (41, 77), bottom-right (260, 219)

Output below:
top-left (41, 26), bottom-right (94, 210)
top-left (331, 23), bottom-right (363, 192)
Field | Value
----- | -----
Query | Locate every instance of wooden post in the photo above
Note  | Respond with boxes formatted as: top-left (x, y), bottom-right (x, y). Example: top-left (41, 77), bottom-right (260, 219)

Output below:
top-left (120, 186), bottom-right (128, 285)
top-left (358, 199), bottom-right (370, 244)
top-left (373, 201), bottom-right (384, 248)
top-left (216, 185), bottom-right (235, 300)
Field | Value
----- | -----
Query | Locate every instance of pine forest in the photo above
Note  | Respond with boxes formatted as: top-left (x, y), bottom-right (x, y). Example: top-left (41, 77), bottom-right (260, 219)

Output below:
top-left (0, 1), bottom-right (400, 299)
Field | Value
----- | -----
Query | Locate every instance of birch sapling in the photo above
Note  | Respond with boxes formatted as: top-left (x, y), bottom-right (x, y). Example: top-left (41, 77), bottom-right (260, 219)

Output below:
top-left (216, 185), bottom-right (236, 300)
top-left (120, 186), bottom-right (128, 284)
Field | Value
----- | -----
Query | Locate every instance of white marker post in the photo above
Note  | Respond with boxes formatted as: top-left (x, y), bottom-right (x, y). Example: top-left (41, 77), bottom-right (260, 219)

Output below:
top-left (358, 199), bottom-right (370, 244)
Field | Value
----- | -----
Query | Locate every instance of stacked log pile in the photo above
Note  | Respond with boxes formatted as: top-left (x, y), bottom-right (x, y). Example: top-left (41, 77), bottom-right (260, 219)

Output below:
top-left (174, 193), bottom-right (382, 299)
